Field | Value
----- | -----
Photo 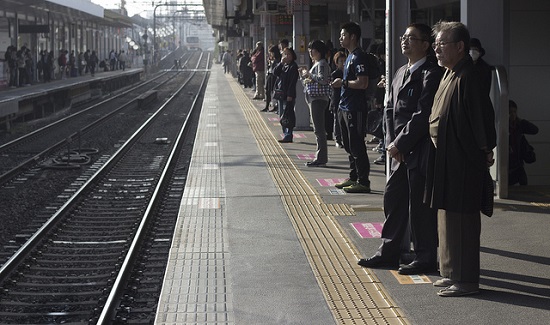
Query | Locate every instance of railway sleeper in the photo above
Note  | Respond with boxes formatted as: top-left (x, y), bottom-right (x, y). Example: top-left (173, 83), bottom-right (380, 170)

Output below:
top-left (27, 265), bottom-right (118, 272)
top-left (40, 252), bottom-right (121, 259)
top-left (1, 289), bottom-right (103, 296)
top-left (34, 259), bottom-right (121, 266)
top-left (0, 300), bottom-right (98, 307)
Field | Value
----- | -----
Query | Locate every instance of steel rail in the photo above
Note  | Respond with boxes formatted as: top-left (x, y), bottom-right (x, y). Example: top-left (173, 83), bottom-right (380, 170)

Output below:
top-left (97, 51), bottom-right (211, 324)
top-left (0, 51), bottom-right (192, 152)
top-left (0, 52), bottom-right (195, 186)
top-left (0, 52), bottom-right (206, 287)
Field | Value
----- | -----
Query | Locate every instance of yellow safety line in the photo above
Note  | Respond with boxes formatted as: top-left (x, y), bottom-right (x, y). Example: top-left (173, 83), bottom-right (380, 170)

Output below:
top-left (227, 76), bottom-right (410, 325)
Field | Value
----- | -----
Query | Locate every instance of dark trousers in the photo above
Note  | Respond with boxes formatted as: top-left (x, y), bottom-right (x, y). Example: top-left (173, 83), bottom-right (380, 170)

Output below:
top-left (8, 67), bottom-right (17, 87)
top-left (509, 165), bottom-right (528, 185)
top-left (18, 67), bottom-right (28, 86)
top-left (325, 101), bottom-right (334, 139)
top-left (264, 73), bottom-right (274, 110)
top-left (338, 110), bottom-right (370, 186)
top-left (377, 163), bottom-right (438, 263)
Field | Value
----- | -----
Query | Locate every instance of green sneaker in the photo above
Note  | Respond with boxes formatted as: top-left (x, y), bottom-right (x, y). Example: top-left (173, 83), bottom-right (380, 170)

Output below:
top-left (335, 179), bottom-right (357, 189)
top-left (343, 183), bottom-right (371, 193)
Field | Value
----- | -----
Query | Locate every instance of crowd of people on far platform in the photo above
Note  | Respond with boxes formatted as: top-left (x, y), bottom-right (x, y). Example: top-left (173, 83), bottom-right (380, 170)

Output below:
top-left (221, 20), bottom-right (540, 298)
top-left (2, 46), bottom-right (131, 87)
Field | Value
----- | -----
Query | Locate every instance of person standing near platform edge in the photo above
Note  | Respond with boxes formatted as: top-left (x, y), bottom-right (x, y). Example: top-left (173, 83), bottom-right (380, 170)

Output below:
top-left (273, 47), bottom-right (299, 143)
top-left (300, 40), bottom-right (331, 167)
top-left (89, 51), bottom-right (98, 77)
top-left (426, 21), bottom-right (496, 297)
top-left (358, 23), bottom-right (442, 273)
top-left (118, 50), bottom-right (128, 71)
top-left (331, 22), bottom-right (372, 193)
top-left (251, 41), bottom-right (265, 100)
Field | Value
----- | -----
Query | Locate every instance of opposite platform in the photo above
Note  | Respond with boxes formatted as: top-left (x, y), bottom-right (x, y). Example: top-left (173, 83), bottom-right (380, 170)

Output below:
top-left (0, 68), bottom-right (143, 126)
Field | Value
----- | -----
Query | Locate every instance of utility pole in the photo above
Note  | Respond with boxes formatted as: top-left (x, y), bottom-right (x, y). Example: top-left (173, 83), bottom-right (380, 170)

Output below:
top-left (118, 0), bottom-right (127, 16)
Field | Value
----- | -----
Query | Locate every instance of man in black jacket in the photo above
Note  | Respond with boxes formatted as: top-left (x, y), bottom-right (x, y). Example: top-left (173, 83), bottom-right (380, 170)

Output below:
top-left (358, 23), bottom-right (442, 275)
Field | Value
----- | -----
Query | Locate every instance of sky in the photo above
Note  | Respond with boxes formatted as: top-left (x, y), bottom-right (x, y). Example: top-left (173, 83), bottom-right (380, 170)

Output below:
top-left (91, 0), bottom-right (151, 17)
top-left (91, 0), bottom-right (204, 18)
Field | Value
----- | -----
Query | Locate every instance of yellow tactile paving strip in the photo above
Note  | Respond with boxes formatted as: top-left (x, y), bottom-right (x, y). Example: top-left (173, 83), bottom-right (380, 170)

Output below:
top-left (227, 77), bottom-right (410, 325)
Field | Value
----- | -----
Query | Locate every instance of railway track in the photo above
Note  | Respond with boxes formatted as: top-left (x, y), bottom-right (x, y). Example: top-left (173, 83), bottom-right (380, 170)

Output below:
top-left (0, 51), bottom-right (202, 262)
top-left (0, 50), bottom-right (194, 184)
top-left (0, 52), bottom-right (210, 324)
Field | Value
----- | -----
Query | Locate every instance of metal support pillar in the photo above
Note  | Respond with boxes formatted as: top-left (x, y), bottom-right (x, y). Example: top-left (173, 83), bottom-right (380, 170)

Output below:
top-left (292, 0), bottom-right (311, 131)
top-left (387, 0), bottom-right (411, 253)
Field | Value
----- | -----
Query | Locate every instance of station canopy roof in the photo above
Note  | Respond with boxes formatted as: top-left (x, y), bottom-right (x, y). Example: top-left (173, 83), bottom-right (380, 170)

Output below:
top-left (0, 0), bottom-right (133, 28)
top-left (203, 0), bottom-right (346, 29)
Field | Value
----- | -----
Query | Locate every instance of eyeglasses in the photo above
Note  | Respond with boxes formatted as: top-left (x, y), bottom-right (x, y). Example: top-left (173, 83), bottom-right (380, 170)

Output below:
top-left (432, 40), bottom-right (457, 49)
top-left (400, 35), bottom-right (426, 43)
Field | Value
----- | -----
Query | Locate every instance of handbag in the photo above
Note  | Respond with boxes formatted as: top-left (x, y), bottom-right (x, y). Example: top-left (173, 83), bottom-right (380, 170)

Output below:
top-left (306, 81), bottom-right (332, 97)
top-left (273, 89), bottom-right (285, 101)
top-left (366, 109), bottom-right (384, 139)
top-left (520, 135), bottom-right (536, 164)
top-left (280, 101), bottom-right (296, 129)
top-left (480, 169), bottom-right (494, 217)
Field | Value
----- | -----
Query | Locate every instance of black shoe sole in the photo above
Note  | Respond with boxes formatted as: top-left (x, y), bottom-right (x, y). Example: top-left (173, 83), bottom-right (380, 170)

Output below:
top-left (305, 162), bottom-right (326, 167)
top-left (358, 258), bottom-right (398, 268)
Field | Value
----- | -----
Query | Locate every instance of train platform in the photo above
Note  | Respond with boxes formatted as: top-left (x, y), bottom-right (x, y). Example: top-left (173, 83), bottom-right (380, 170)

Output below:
top-left (0, 68), bottom-right (143, 128)
top-left (155, 65), bottom-right (550, 324)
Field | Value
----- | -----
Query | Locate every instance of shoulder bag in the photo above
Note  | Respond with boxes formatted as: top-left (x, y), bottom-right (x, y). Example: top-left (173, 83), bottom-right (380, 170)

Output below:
top-left (366, 109), bottom-right (384, 139)
top-left (520, 135), bottom-right (536, 164)
top-left (306, 81), bottom-right (332, 97)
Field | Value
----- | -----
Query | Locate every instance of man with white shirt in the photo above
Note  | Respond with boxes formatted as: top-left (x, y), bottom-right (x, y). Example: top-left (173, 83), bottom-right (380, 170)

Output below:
top-left (358, 24), bottom-right (442, 275)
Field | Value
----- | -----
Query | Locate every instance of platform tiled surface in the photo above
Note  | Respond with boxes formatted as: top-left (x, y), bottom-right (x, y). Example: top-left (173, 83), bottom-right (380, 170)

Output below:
top-left (155, 82), bottom-right (234, 324)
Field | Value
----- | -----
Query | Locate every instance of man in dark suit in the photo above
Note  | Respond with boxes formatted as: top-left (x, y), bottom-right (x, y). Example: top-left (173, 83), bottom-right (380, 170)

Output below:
top-left (358, 23), bottom-right (442, 274)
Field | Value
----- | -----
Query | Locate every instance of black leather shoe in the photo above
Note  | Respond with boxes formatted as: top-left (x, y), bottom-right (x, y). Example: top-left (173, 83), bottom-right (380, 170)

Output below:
top-left (278, 138), bottom-right (293, 143)
top-left (305, 160), bottom-right (326, 167)
top-left (397, 261), bottom-right (438, 275)
top-left (357, 255), bottom-right (398, 268)
top-left (261, 108), bottom-right (268, 112)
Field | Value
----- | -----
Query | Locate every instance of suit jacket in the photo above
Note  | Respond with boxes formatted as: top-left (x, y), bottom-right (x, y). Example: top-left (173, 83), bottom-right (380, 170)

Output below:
top-left (385, 57), bottom-right (443, 172)
top-left (426, 57), bottom-right (497, 213)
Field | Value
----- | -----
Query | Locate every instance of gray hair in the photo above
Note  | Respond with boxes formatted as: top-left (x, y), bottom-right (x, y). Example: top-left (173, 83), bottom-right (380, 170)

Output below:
top-left (433, 21), bottom-right (470, 52)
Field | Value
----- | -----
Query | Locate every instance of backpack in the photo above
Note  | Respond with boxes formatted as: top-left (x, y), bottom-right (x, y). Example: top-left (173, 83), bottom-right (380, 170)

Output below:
top-left (520, 135), bottom-right (536, 164)
top-left (366, 53), bottom-right (381, 80)
top-left (365, 53), bottom-right (381, 100)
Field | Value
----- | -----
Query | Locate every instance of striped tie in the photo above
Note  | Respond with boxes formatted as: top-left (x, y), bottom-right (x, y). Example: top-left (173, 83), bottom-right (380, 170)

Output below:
top-left (403, 68), bottom-right (411, 84)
